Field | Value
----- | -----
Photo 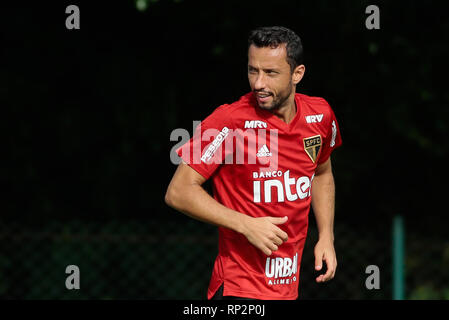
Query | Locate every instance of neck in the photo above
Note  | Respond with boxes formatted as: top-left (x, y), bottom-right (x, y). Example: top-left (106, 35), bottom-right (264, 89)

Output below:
top-left (272, 93), bottom-right (297, 124)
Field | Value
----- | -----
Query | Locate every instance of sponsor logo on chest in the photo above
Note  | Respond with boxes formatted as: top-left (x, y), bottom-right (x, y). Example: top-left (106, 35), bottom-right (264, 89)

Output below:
top-left (252, 170), bottom-right (314, 203)
top-left (244, 120), bottom-right (267, 129)
top-left (305, 114), bottom-right (323, 123)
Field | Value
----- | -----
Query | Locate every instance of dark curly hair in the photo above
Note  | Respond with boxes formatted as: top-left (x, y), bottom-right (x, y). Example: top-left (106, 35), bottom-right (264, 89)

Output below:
top-left (248, 26), bottom-right (304, 72)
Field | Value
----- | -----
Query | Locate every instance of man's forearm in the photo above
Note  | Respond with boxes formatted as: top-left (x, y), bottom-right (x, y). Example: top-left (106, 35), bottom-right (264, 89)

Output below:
top-left (166, 181), bottom-right (247, 234)
top-left (311, 171), bottom-right (335, 242)
top-left (165, 162), bottom-right (290, 256)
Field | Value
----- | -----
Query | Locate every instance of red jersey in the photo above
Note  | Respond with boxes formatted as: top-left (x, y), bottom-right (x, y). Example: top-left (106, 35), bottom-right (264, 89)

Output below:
top-left (177, 92), bottom-right (342, 300)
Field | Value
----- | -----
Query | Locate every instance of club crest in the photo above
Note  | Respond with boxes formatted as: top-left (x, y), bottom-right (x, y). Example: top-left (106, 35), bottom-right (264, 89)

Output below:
top-left (303, 135), bottom-right (322, 163)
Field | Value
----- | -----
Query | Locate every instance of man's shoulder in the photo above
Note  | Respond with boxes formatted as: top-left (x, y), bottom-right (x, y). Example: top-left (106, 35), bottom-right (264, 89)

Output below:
top-left (209, 92), bottom-right (256, 119)
top-left (297, 93), bottom-right (334, 115)
top-left (297, 93), bottom-right (331, 107)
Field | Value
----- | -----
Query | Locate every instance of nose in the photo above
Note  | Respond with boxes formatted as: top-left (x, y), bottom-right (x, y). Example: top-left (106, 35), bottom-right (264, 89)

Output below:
top-left (254, 73), bottom-right (266, 91)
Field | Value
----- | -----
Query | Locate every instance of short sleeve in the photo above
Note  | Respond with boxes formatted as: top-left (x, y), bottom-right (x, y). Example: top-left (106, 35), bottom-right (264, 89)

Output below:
top-left (318, 105), bottom-right (342, 164)
top-left (176, 105), bottom-right (234, 179)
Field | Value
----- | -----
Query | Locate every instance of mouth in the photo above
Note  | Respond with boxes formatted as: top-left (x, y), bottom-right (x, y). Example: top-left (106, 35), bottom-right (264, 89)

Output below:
top-left (255, 92), bottom-right (272, 103)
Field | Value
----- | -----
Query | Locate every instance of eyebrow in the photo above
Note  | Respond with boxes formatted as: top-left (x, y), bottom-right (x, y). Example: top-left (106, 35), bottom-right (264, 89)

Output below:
top-left (248, 65), bottom-right (280, 72)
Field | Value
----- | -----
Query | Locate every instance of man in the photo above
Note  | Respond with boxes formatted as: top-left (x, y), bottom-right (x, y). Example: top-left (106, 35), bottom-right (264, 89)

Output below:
top-left (165, 26), bottom-right (342, 300)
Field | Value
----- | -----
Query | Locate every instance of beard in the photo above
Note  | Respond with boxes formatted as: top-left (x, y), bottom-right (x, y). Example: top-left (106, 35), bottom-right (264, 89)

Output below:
top-left (256, 82), bottom-right (293, 111)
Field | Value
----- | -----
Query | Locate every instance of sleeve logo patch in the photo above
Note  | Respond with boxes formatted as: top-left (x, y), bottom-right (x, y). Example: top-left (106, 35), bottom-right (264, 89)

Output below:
top-left (201, 127), bottom-right (229, 163)
top-left (330, 120), bottom-right (337, 147)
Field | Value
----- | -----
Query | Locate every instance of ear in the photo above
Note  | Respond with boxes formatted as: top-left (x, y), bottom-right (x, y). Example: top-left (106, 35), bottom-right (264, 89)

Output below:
top-left (292, 64), bottom-right (305, 85)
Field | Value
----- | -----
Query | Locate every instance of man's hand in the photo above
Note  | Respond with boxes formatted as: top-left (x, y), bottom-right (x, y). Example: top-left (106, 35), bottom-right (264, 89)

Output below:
top-left (166, 163), bottom-right (289, 257)
top-left (241, 215), bottom-right (289, 256)
top-left (314, 238), bottom-right (337, 283)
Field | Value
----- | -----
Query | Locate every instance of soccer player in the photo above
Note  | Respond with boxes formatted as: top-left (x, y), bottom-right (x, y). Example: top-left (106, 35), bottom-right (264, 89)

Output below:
top-left (165, 26), bottom-right (342, 300)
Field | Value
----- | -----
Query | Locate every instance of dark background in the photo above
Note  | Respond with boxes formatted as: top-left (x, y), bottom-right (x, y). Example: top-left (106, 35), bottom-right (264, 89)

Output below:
top-left (1, 0), bottom-right (448, 299)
